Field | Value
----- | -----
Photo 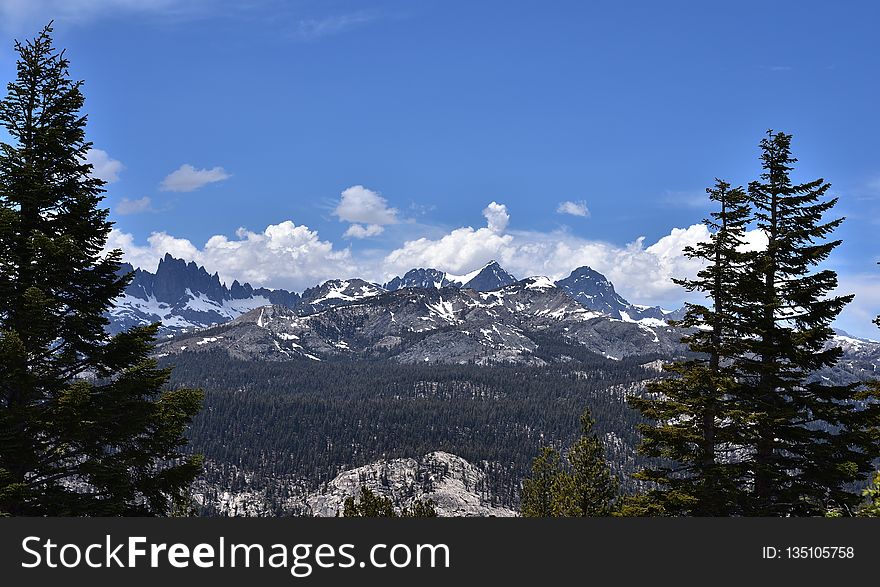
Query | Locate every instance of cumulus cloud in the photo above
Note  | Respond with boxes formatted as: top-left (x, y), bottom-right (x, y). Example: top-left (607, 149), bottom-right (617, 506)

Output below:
top-left (115, 196), bottom-right (153, 215)
top-left (85, 148), bottom-right (124, 183)
top-left (833, 273), bottom-right (880, 339)
top-left (104, 228), bottom-right (199, 272)
top-left (160, 164), bottom-right (231, 193)
top-left (334, 185), bottom-right (399, 225)
top-left (105, 220), bottom-right (353, 291)
top-left (101, 201), bottom-right (772, 312)
top-left (383, 202), bottom-right (515, 275)
top-left (380, 201), bottom-right (771, 308)
top-left (482, 201), bottom-right (509, 233)
top-left (556, 200), bottom-right (590, 217)
top-left (384, 227), bottom-right (514, 276)
top-left (344, 223), bottom-right (385, 239)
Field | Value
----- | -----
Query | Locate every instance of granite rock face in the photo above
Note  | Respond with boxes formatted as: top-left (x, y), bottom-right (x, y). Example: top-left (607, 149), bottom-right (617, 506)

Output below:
top-left (306, 451), bottom-right (517, 517)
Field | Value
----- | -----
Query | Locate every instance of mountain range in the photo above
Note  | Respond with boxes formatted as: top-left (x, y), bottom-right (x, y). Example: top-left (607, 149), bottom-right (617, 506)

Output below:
top-left (109, 256), bottom-right (681, 336)
top-left (110, 253), bottom-right (879, 376)
top-left (109, 254), bottom-right (300, 334)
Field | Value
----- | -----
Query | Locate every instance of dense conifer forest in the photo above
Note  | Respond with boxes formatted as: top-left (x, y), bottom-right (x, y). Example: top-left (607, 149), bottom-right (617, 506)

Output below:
top-left (162, 350), bottom-right (661, 509)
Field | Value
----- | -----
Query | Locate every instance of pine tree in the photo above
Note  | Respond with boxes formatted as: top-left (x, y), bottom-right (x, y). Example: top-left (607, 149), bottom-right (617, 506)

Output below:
top-left (736, 130), bottom-right (880, 515)
top-left (560, 412), bottom-right (619, 515)
top-left (520, 447), bottom-right (564, 517)
top-left (401, 498), bottom-right (439, 518)
top-left (520, 410), bottom-right (618, 516)
top-left (341, 486), bottom-right (437, 517)
top-left (629, 179), bottom-right (752, 515)
top-left (0, 24), bottom-right (203, 516)
top-left (857, 471), bottom-right (880, 517)
top-left (342, 486), bottom-right (397, 517)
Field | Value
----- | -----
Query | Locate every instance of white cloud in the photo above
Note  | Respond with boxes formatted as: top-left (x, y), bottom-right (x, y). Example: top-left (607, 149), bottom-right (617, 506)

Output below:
top-left (660, 189), bottom-right (709, 209)
top-left (383, 202), bottom-right (514, 275)
top-left (482, 201), bottom-right (509, 233)
top-left (0, 0), bottom-right (187, 32)
top-left (334, 185), bottom-right (399, 226)
top-left (160, 164), bottom-right (231, 193)
top-left (344, 223), bottom-right (385, 239)
top-left (115, 196), bottom-right (153, 215)
top-left (833, 273), bottom-right (880, 339)
top-left (384, 226), bottom-right (514, 276)
top-left (105, 228), bottom-right (198, 271)
top-left (85, 148), bottom-right (124, 183)
top-left (105, 220), bottom-right (353, 291)
top-left (380, 201), bottom-right (771, 308)
top-left (739, 228), bottom-right (769, 252)
top-left (293, 11), bottom-right (376, 40)
top-left (556, 200), bottom-right (590, 217)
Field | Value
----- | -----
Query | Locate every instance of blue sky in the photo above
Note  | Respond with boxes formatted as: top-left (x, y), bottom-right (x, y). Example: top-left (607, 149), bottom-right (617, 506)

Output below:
top-left (0, 0), bottom-right (878, 336)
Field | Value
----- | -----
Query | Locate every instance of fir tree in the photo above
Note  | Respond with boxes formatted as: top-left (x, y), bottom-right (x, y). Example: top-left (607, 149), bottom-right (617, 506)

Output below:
top-left (736, 130), bottom-right (880, 515)
top-left (0, 24), bottom-right (203, 515)
top-left (629, 179), bottom-right (752, 515)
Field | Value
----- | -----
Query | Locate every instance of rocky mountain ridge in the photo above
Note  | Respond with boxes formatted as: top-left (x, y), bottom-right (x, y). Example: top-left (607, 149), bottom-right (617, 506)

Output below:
top-left (154, 275), bottom-right (685, 365)
top-left (109, 255), bottom-right (682, 340)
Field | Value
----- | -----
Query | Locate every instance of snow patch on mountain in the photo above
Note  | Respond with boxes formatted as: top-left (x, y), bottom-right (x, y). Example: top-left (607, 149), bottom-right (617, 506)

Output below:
top-left (524, 276), bottom-right (555, 290)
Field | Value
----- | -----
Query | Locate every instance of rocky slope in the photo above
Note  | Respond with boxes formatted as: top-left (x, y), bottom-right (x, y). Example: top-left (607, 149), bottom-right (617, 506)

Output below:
top-left (307, 451), bottom-right (517, 517)
top-left (190, 452), bottom-right (517, 517)
top-left (154, 276), bottom-right (684, 365)
top-left (298, 278), bottom-right (385, 314)
top-left (556, 265), bottom-right (684, 322)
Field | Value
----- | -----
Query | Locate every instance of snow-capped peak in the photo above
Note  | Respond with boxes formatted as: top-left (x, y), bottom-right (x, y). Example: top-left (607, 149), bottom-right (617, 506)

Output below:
top-left (445, 262), bottom-right (493, 286)
top-left (523, 276), bottom-right (556, 290)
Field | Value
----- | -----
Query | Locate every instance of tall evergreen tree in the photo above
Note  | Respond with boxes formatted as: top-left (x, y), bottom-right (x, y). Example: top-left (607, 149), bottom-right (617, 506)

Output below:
top-left (736, 130), bottom-right (879, 515)
top-left (560, 411), bottom-right (619, 516)
top-left (520, 447), bottom-right (563, 517)
top-left (0, 24), bottom-right (203, 515)
top-left (520, 410), bottom-right (618, 516)
top-left (629, 179), bottom-right (752, 515)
